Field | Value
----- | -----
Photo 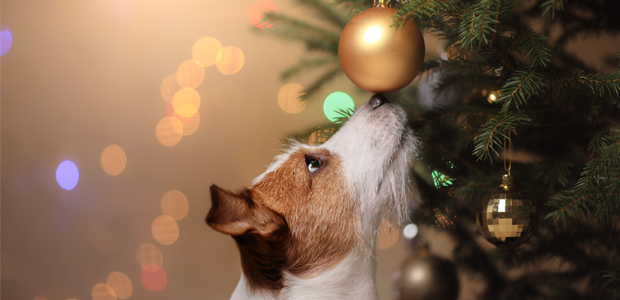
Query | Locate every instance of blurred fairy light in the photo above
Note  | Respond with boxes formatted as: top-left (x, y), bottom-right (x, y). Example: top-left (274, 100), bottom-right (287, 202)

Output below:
top-left (376, 219), bottom-right (399, 250)
top-left (277, 83), bottom-right (306, 114)
top-left (487, 91), bottom-right (499, 103)
top-left (166, 102), bottom-right (201, 136)
top-left (151, 215), bottom-right (179, 245)
top-left (155, 116), bottom-right (183, 147)
top-left (161, 190), bottom-right (189, 221)
top-left (403, 223), bottom-right (419, 239)
top-left (106, 272), bottom-right (132, 300)
top-left (56, 160), bottom-right (79, 190)
top-left (216, 46), bottom-right (245, 75)
top-left (0, 29), bottom-right (13, 56)
top-left (248, 0), bottom-right (279, 29)
top-left (192, 37), bottom-right (222, 67)
top-left (160, 74), bottom-right (181, 103)
top-left (176, 60), bottom-right (205, 89)
top-left (141, 264), bottom-right (167, 292)
top-left (323, 91), bottom-right (354, 123)
top-left (136, 244), bottom-right (163, 268)
top-left (91, 283), bottom-right (117, 300)
top-left (100, 145), bottom-right (127, 176)
top-left (180, 112), bottom-right (200, 136)
top-left (172, 87), bottom-right (201, 118)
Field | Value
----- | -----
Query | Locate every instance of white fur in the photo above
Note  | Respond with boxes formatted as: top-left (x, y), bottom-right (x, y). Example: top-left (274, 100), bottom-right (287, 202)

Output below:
top-left (233, 99), bottom-right (419, 300)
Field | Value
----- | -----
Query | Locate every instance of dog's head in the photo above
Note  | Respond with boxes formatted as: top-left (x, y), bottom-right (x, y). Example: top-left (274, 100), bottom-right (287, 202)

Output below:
top-left (207, 95), bottom-right (419, 292)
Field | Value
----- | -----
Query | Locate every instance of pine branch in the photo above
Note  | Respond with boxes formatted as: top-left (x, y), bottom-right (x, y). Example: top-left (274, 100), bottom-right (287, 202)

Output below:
top-left (540, 0), bottom-right (565, 19)
top-left (472, 112), bottom-right (531, 162)
top-left (587, 123), bottom-right (612, 155)
top-left (458, 0), bottom-right (501, 48)
top-left (577, 71), bottom-right (620, 99)
top-left (299, 67), bottom-right (342, 101)
top-left (576, 132), bottom-right (620, 189)
top-left (280, 57), bottom-right (339, 80)
top-left (517, 29), bottom-right (551, 67)
top-left (394, 0), bottom-right (461, 28)
top-left (261, 12), bottom-right (340, 54)
top-left (497, 67), bottom-right (546, 112)
top-left (296, 0), bottom-right (351, 29)
top-left (540, 160), bottom-right (574, 192)
top-left (603, 265), bottom-right (620, 292)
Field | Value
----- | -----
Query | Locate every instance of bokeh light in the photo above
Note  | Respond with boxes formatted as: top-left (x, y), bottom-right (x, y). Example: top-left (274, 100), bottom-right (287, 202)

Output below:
top-left (106, 272), bottom-right (132, 300)
top-left (216, 46), bottom-right (245, 75)
top-left (33, 297), bottom-right (47, 300)
top-left (0, 30), bottom-right (13, 56)
top-left (277, 83), bottom-right (306, 114)
top-left (151, 215), bottom-right (179, 245)
top-left (56, 160), bottom-right (79, 190)
top-left (100, 145), bottom-right (127, 176)
top-left (376, 219), bottom-right (399, 250)
top-left (155, 117), bottom-right (183, 147)
top-left (323, 92), bottom-right (354, 123)
top-left (180, 112), bottom-right (200, 136)
top-left (172, 87), bottom-right (200, 118)
top-left (92, 283), bottom-right (117, 300)
top-left (403, 223), bottom-right (419, 239)
top-left (160, 74), bottom-right (181, 103)
top-left (192, 37), bottom-right (222, 67)
top-left (136, 243), bottom-right (163, 268)
top-left (166, 101), bottom-right (201, 136)
top-left (248, 0), bottom-right (279, 29)
top-left (161, 190), bottom-right (189, 221)
top-left (176, 60), bottom-right (205, 89)
top-left (141, 264), bottom-right (167, 292)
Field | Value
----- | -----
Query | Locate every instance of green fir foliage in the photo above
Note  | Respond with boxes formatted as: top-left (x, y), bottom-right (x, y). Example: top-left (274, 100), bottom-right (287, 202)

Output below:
top-left (267, 0), bottom-right (620, 298)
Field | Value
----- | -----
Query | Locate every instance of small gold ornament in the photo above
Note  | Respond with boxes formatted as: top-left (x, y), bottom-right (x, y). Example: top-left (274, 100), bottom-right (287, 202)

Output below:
top-left (476, 174), bottom-right (538, 248)
top-left (393, 240), bottom-right (459, 300)
top-left (338, 0), bottom-right (425, 93)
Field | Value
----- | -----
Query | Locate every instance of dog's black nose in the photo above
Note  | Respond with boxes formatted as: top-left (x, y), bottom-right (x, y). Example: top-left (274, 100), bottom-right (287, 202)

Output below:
top-left (369, 94), bottom-right (389, 109)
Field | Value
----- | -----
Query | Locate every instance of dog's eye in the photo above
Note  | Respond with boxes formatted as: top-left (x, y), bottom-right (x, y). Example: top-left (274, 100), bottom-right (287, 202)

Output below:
top-left (306, 158), bottom-right (321, 173)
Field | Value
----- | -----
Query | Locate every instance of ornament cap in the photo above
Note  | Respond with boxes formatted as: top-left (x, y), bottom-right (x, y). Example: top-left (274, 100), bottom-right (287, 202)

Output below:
top-left (373, 0), bottom-right (390, 7)
top-left (500, 173), bottom-right (514, 190)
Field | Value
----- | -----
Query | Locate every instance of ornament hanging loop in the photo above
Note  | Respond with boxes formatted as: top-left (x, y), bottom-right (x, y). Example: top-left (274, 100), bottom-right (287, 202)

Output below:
top-left (503, 130), bottom-right (513, 176)
top-left (374, 0), bottom-right (391, 7)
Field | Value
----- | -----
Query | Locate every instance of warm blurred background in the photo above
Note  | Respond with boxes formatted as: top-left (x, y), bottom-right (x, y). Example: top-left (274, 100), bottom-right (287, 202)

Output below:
top-left (1, 1), bottom-right (426, 299)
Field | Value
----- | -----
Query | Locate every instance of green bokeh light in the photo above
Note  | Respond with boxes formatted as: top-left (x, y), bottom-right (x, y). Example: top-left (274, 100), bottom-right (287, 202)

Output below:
top-left (323, 92), bottom-right (354, 123)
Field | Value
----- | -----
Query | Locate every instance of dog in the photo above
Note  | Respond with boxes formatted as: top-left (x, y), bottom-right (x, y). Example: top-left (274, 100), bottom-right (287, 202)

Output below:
top-left (206, 94), bottom-right (419, 300)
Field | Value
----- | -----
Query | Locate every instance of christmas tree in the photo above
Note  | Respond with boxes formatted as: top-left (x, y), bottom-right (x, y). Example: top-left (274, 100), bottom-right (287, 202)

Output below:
top-left (262, 0), bottom-right (620, 299)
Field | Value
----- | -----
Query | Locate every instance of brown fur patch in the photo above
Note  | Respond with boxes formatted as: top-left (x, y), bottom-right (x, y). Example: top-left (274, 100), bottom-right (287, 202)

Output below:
top-left (207, 148), bottom-right (358, 292)
top-left (252, 148), bottom-right (358, 275)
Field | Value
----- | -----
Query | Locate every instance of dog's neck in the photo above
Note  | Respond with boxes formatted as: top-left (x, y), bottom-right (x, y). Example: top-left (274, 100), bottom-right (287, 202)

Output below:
top-left (230, 244), bottom-right (379, 300)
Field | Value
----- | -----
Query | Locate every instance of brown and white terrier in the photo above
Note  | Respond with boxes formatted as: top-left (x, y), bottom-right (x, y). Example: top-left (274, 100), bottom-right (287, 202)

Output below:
top-left (206, 94), bottom-right (419, 300)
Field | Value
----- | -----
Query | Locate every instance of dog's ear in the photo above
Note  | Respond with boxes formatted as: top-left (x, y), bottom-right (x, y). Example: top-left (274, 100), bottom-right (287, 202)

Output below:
top-left (207, 184), bottom-right (284, 238)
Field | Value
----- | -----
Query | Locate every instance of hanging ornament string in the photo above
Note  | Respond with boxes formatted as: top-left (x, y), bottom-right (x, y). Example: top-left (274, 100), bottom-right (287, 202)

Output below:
top-left (503, 130), bottom-right (512, 175)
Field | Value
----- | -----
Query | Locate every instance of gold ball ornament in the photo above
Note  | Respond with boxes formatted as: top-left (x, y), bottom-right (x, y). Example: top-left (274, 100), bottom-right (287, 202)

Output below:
top-left (393, 241), bottom-right (459, 300)
top-left (476, 174), bottom-right (539, 248)
top-left (338, 1), bottom-right (425, 93)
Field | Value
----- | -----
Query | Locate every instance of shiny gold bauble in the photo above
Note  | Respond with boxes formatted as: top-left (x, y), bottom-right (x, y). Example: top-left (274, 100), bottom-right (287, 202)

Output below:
top-left (393, 242), bottom-right (459, 300)
top-left (476, 174), bottom-right (538, 248)
top-left (338, 3), bottom-right (425, 93)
